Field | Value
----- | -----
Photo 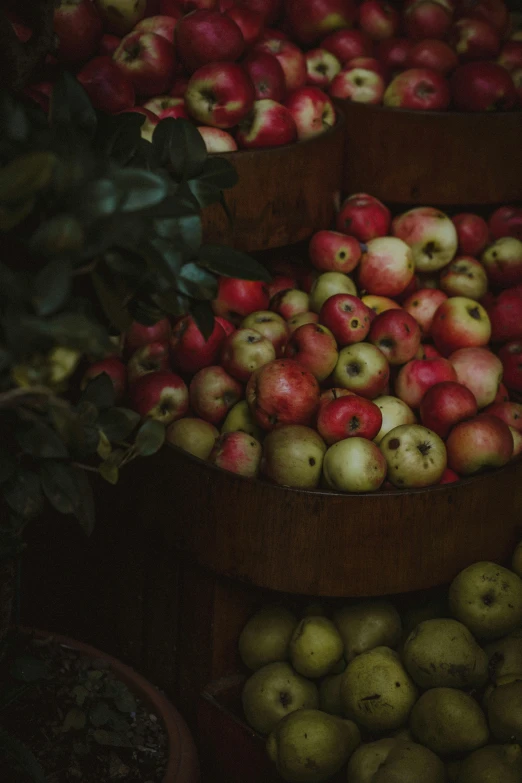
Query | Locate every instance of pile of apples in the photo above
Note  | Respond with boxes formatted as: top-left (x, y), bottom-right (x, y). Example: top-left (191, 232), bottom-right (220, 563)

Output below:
top-left (82, 193), bottom-right (522, 494)
top-left (236, 550), bottom-right (522, 781)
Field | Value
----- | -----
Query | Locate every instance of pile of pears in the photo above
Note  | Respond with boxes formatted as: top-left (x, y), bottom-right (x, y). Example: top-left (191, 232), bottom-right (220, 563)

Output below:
top-left (238, 544), bottom-right (522, 782)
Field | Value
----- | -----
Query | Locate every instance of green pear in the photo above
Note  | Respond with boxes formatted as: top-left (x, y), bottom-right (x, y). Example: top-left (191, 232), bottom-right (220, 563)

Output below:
top-left (449, 561), bottom-right (522, 640)
top-left (333, 600), bottom-right (402, 662)
top-left (289, 616), bottom-right (344, 679)
top-left (221, 399), bottom-right (263, 440)
top-left (238, 606), bottom-right (298, 671)
top-left (402, 618), bottom-right (488, 689)
top-left (266, 709), bottom-right (360, 782)
top-left (241, 662), bottom-right (319, 735)
top-left (341, 646), bottom-right (417, 733)
top-left (318, 671), bottom-right (345, 716)
top-left (372, 739), bottom-right (446, 783)
top-left (456, 743), bottom-right (522, 783)
top-left (486, 679), bottom-right (522, 742)
top-left (512, 541), bottom-right (522, 578)
top-left (484, 628), bottom-right (522, 683)
top-left (409, 687), bottom-right (489, 757)
top-left (345, 738), bottom-right (397, 783)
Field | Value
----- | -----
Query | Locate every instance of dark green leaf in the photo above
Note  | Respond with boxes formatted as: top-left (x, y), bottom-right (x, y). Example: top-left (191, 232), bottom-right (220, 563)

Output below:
top-left (76, 179), bottom-right (122, 220)
top-left (197, 244), bottom-right (272, 282)
top-left (30, 214), bottom-right (84, 257)
top-left (134, 419), bottom-right (165, 457)
top-left (191, 300), bottom-right (215, 341)
top-left (0, 727), bottom-right (47, 783)
top-left (3, 471), bottom-right (44, 521)
top-left (0, 198), bottom-right (34, 231)
top-left (89, 702), bottom-right (112, 728)
top-left (0, 152), bottom-right (56, 204)
top-left (79, 372), bottom-right (116, 410)
top-left (40, 461), bottom-right (77, 516)
top-left (113, 169), bottom-right (168, 213)
top-left (99, 112), bottom-right (144, 165)
top-left (91, 270), bottom-right (133, 334)
top-left (0, 92), bottom-right (29, 143)
top-left (148, 237), bottom-right (184, 278)
top-left (178, 214), bottom-right (202, 254)
top-left (10, 656), bottom-right (48, 683)
top-left (97, 408), bottom-right (140, 441)
top-left (159, 118), bottom-right (207, 180)
top-left (32, 258), bottom-right (73, 317)
top-left (177, 263), bottom-right (217, 300)
top-left (0, 447), bottom-right (16, 484)
top-left (194, 156), bottom-right (238, 190)
top-left (15, 420), bottom-right (69, 460)
top-left (49, 71), bottom-right (97, 139)
top-left (71, 467), bottom-right (95, 535)
top-left (76, 400), bottom-right (99, 426)
top-left (0, 262), bottom-right (28, 305)
top-left (187, 179), bottom-right (222, 209)
top-left (35, 312), bottom-right (112, 357)
top-left (128, 298), bottom-right (167, 326)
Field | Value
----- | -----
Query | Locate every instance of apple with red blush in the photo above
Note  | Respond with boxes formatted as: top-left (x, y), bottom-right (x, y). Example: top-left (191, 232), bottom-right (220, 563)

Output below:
top-left (392, 206), bottom-right (458, 274)
top-left (452, 212), bottom-right (490, 256)
top-left (498, 340), bottom-right (522, 393)
top-left (287, 312), bottom-right (319, 332)
top-left (267, 275), bottom-right (298, 299)
top-left (368, 309), bottom-right (422, 366)
top-left (394, 356), bottom-right (457, 408)
top-left (358, 0), bottom-right (400, 41)
top-left (242, 51), bottom-right (287, 101)
top-left (127, 341), bottom-right (170, 385)
top-left (358, 237), bottom-right (415, 299)
top-left (344, 56), bottom-right (388, 79)
top-left (212, 278), bottom-right (270, 324)
top-left (439, 467), bottom-right (460, 483)
top-left (238, 0), bottom-right (282, 25)
top-left (135, 14), bottom-right (179, 42)
top-left (113, 31), bottom-right (175, 97)
top-left (419, 380), bottom-right (478, 438)
top-left (332, 342), bottom-right (390, 398)
top-left (446, 414), bottom-right (513, 475)
top-left (123, 317), bottom-right (171, 358)
top-left (431, 297), bottom-right (491, 356)
top-left (170, 315), bottom-right (226, 375)
top-left (498, 41), bottom-right (522, 72)
top-left (449, 346), bottom-right (503, 408)
top-left (170, 77), bottom-right (190, 97)
top-left (317, 394), bottom-right (383, 444)
top-left (321, 29), bottom-right (373, 64)
top-left (305, 49), bottom-right (342, 87)
top-left (284, 323), bottom-right (339, 382)
top-left (54, 0), bottom-right (103, 65)
top-left (82, 357), bottom-right (127, 402)
top-left (214, 316), bottom-right (236, 336)
top-left (246, 358), bottom-right (320, 430)
top-left (98, 34), bottom-right (121, 56)
top-left (77, 56), bottom-right (135, 113)
top-left (189, 365), bottom-right (243, 424)
top-left (329, 67), bottom-right (385, 104)
top-left (336, 193), bottom-right (391, 242)
top-left (219, 328), bottom-right (276, 381)
top-left (485, 401), bottom-right (522, 433)
top-left (450, 61), bottom-right (517, 111)
top-left (143, 96), bottom-right (188, 119)
top-left (270, 288), bottom-right (310, 320)
top-left (402, 289), bottom-right (448, 336)
top-left (284, 0), bottom-right (358, 46)
top-left (439, 256), bottom-right (488, 301)
top-left (225, 6), bottom-right (264, 47)
top-left (208, 431), bottom-right (263, 477)
top-left (489, 205), bottom-right (522, 242)
top-left (185, 62), bottom-right (256, 128)
top-left (241, 311), bottom-right (289, 357)
top-left (197, 126), bottom-right (238, 152)
top-left (319, 294), bottom-right (373, 345)
top-left (455, 0), bottom-right (509, 35)
top-left (403, 0), bottom-right (454, 40)
top-left (407, 39), bottom-right (458, 74)
top-left (129, 370), bottom-right (189, 424)
top-left (416, 343), bottom-right (442, 359)
top-left (486, 289), bottom-right (522, 343)
top-left (175, 10), bottom-right (245, 73)
top-left (481, 237), bottom-right (522, 289)
top-left (309, 231), bottom-right (362, 274)
top-left (449, 17), bottom-right (500, 62)
top-left (253, 37), bottom-right (307, 91)
top-left (94, 0), bottom-right (147, 35)
top-left (376, 38), bottom-right (413, 74)
top-left (236, 99), bottom-right (297, 148)
top-left (373, 394), bottom-right (416, 443)
top-left (362, 295), bottom-right (402, 315)
top-left (383, 68), bottom-right (451, 110)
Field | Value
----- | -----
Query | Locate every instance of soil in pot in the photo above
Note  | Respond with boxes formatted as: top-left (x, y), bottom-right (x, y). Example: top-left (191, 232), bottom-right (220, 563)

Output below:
top-left (0, 630), bottom-right (168, 782)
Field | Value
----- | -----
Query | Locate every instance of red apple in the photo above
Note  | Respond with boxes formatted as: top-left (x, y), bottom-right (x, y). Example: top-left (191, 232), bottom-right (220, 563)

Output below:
top-left (309, 230), bottom-right (362, 274)
top-left (54, 0), bottom-right (103, 65)
top-left (189, 365), bottom-right (243, 424)
top-left (358, 0), bottom-right (400, 41)
top-left (498, 41), bottom-right (522, 72)
top-left (241, 311), bottom-right (289, 356)
top-left (135, 14), bottom-right (179, 43)
top-left (489, 205), bottom-right (522, 242)
top-left (319, 293), bottom-right (373, 345)
top-left (493, 381), bottom-right (510, 403)
top-left (368, 309), bottom-right (422, 365)
top-left (449, 17), bottom-right (500, 62)
top-left (197, 126), bottom-right (238, 152)
top-left (113, 31), bottom-right (175, 97)
top-left (344, 56), bottom-right (388, 79)
top-left (212, 277), bottom-right (270, 323)
top-left (270, 288), bottom-right (309, 320)
top-left (431, 297), bottom-right (491, 355)
top-left (98, 33), bottom-right (121, 56)
top-left (185, 61), bottom-right (255, 128)
top-left (267, 275), bottom-right (298, 299)
top-left (416, 343), bottom-right (443, 358)
top-left (237, 0), bottom-right (282, 25)
top-left (143, 95), bottom-right (188, 119)
top-left (94, 0), bottom-right (147, 35)
top-left (175, 10), bottom-right (245, 73)
top-left (403, 0), bottom-right (454, 40)
top-left (127, 341), bottom-right (170, 384)
top-left (77, 56), bottom-right (135, 113)
top-left (450, 61), bottom-right (517, 111)
top-left (242, 50), bottom-right (287, 101)
top-left (170, 315), bottom-right (226, 375)
top-left (329, 67), bottom-right (385, 103)
top-left (123, 318), bottom-right (172, 358)
top-left (160, 0), bottom-right (187, 14)
top-left (284, 323), bottom-right (339, 381)
top-left (419, 380), bottom-right (478, 438)
top-left (253, 37), bottom-right (307, 91)
top-left (452, 212), bottom-right (490, 256)
top-left (358, 236), bottom-right (415, 298)
top-left (498, 340), bottom-right (522, 393)
top-left (169, 76), bottom-right (190, 96)
top-left (178, 0), bottom-right (219, 10)
top-left (407, 39), bottom-right (459, 74)
top-left (225, 6), bottom-right (264, 46)
top-left (449, 345), bottom-right (503, 408)
top-left (220, 327), bottom-right (276, 381)
top-left (383, 67), bottom-right (451, 110)
top-left (395, 356), bottom-right (458, 408)
top-left (332, 342), bottom-right (390, 398)
top-left (317, 394), bottom-right (383, 444)
top-left (485, 401), bottom-right (522, 433)
top-left (246, 358), bottom-right (320, 430)
top-left (236, 98), bottom-right (297, 148)
top-left (318, 387), bottom-right (356, 408)
top-left (82, 357), bottom-right (127, 402)
top-left (285, 86), bottom-right (336, 140)
top-left (376, 38), bottom-right (413, 74)
top-left (455, 0), bottom-right (509, 35)
top-left (305, 48), bottom-right (342, 87)
top-left (439, 466), bottom-right (460, 483)
top-left (284, 0), bottom-right (358, 46)
top-left (445, 414), bottom-right (513, 474)
top-left (336, 193), bottom-right (391, 242)
top-left (129, 370), bottom-right (189, 423)
top-left (208, 431), bottom-right (262, 477)
top-left (321, 29), bottom-right (373, 63)
top-left (486, 289), bottom-right (522, 343)
top-left (214, 316), bottom-right (236, 336)
top-left (481, 237), bottom-right (522, 289)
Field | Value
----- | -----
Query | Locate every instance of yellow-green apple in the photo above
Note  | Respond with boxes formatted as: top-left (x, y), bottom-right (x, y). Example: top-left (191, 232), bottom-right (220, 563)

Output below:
top-left (212, 277), bottom-right (270, 324)
top-left (377, 37), bottom-right (413, 74)
top-left (368, 309), bottom-right (421, 365)
top-left (221, 399), bottom-right (263, 439)
top-left (485, 401), bottom-right (522, 433)
top-left (439, 466), bottom-right (460, 483)
top-left (225, 6), bottom-right (264, 47)
top-left (94, 0), bottom-right (147, 35)
top-left (481, 237), bottom-right (522, 289)
top-left (220, 327), bottom-right (276, 381)
top-left (321, 29), bottom-right (373, 63)
top-left (127, 341), bottom-right (170, 384)
top-left (208, 430), bottom-right (262, 476)
top-left (54, 0), bottom-right (103, 65)
top-left (359, 0), bottom-right (400, 40)
top-left (487, 288), bottom-right (522, 344)
top-left (267, 275), bottom-right (298, 299)
top-left (82, 357), bottom-right (127, 402)
top-left (129, 370), bottom-right (189, 423)
top-left (403, 0), bottom-right (454, 39)
top-left (285, 323), bottom-right (339, 381)
top-left (439, 256), bottom-right (488, 301)
top-left (317, 394), bottom-right (383, 444)
top-left (305, 49), bottom-right (342, 88)
top-left (113, 31), bottom-right (175, 96)
top-left (450, 61), bottom-right (518, 111)
top-left (431, 296), bottom-right (491, 355)
top-left (242, 311), bottom-right (289, 356)
top-left (323, 437), bottom-right (387, 492)
top-left (361, 294), bottom-right (402, 315)
top-left (189, 365), bottom-right (242, 424)
top-left (246, 358), bottom-right (320, 430)
top-left (419, 380), bottom-right (478, 438)
top-left (287, 312), bottom-right (319, 332)
top-left (489, 205), bottom-right (522, 242)
top-left (309, 272), bottom-right (357, 313)
top-left (253, 38), bottom-right (307, 91)
top-left (143, 95), bottom-right (188, 119)
top-left (499, 340), bottom-right (522, 393)
top-left (198, 126), bottom-right (238, 151)
top-left (449, 17), bottom-right (500, 62)
top-left (284, 86), bottom-right (336, 140)
top-left (332, 342), bottom-right (390, 398)
top-left (242, 51), bottom-right (287, 101)
top-left (329, 66), bottom-right (386, 103)
top-left (309, 230), bottom-right (362, 274)
top-left (239, 0), bottom-right (282, 25)
top-left (452, 212), bottom-right (490, 256)
top-left (336, 193), bottom-right (391, 242)
top-left (416, 342), bottom-right (442, 359)
top-left (261, 424), bottom-right (327, 488)
top-left (135, 14), bottom-right (179, 42)
top-left (175, 10), bottom-right (245, 73)
top-left (407, 38), bottom-right (458, 73)
top-left (445, 414), bottom-right (513, 475)
top-left (284, 0), bottom-right (358, 46)
top-left (402, 288), bottom-right (448, 336)
top-left (270, 289), bottom-right (310, 320)
top-left (394, 356), bottom-right (457, 408)
top-left (358, 236), bottom-right (415, 298)
top-left (373, 394), bottom-right (416, 443)
top-left (449, 346), bottom-right (503, 409)
top-left (139, 111), bottom-right (159, 141)
top-left (509, 425), bottom-right (522, 458)
top-left (98, 33), bottom-right (121, 56)
top-left (185, 62), bottom-right (255, 127)
top-left (236, 98), bottom-right (297, 148)
top-left (380, 423), bottom-right (447, 488)
top-left (166, 417), bottom-right (219, 459)
top-left (319, 293), bottom-right (372, 346)
top-left (383, 67), bottom-right (451, 109)
top-left (170, 315), bottom-right (226, 375)
top-left (123, 316), bottom-right (172, 358)
top-left (77, 56), bottom-right (135, 113)
top-left (392, 206), bottom-right (458, 273)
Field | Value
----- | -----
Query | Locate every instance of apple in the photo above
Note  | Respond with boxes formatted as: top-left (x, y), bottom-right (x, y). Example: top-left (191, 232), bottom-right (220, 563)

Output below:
top-left (368, 309), bottom-right (422, 365)
top-left (261, 425), bottom-right (327, 489)
top-left (392, 207), bottom-right (458, 274)
top-left (220, 327), bottom-right (276, 381)
top-left (128, 370), bottom-right (189, 424)
top-left (113, 31), bottom-right (175, 97)
top-left (94, 0), bottom-right (147, 35)
top-left (309, 231), bottom-right (362, 274)
top-left (77, 56), bottom-right (135, 113)
top-left (82, 357), bottom-right (127, 402)
top-left (445, 415), bottom-right (513, 475)
top-left (253, 38), bottom-right (307, 91)
top-left (488, 205), bottom-right (522, 242)
top-left (358, 0), bottom-right (400, 40)
top-left (450, 61), bottom-right (517, 111)
top-left (439, 256), bottom-right (488, 300)
top-left (177, 0), bottom-right (219, 10)
top-left (298, 268), bottom-right (320, 294)
top-left (169, 76), bottom-right (190, 96)
top-left (166, 417), bottom-right (219, 460)
top-left (394, 357), bottom-right (458, 408)
top-left (221, 399), bottom-right (263, 439)
top-left (407, 39), bottom-right (459, 74)
top-left (321, 29), bottom-right (373, 63)
top-left (494, 381), bottom-right (510, 403)
top-left (373, 394), bottom-right (416, 443)
top-left (317, 394), bottom-right (383, 444)
top-left (242, 51), bottom-right (287, 101)
top-left (332, 342), bottom-right (390, 398)
top-left (449, 17), bottom-right (501, 63)
top-left (287, 312), bottom-right (320, 332)
top-left (135, 14), bottom-right (179, 42)
top-left (357, 236), bottom-right (415, 298)
top-left (196, 125), bottom-right (237, 152)
top-left (486, 289), bottom-right (522, 343)
top-left (212, 278), bottom-right (270, 323)
top-left (238, 0), bottom-right (282, 25)
top-left (323, 437), bottom-right (387, 492)
top-left (419, 380), bottom-right (478, 438)
top-left (225, 6), bottom-right (264, 47)
top-left (329, 67), bottom-right (385, 104)
top-left (98, 33), bottom-right (122, 56)
top-left (170, 315), bottom-right (226, 375)
top-left (449, 346), bottom-right (503, 408)
top-left (498, 41), bottom-right (522, 72)
top-left (481, 237), bottom-right (522, 289)
top-left (376, 38), bottom-right (413, 74)
top-left (416, 343), bottom-right (442, 359)
top-left (285, 86), bottom-right (336, 140)
top-left (308, 272), bottom-right (358, 313)
top-left (381, 423), bottom-right (447, 487)
top-left (439, 466), bottom-right (460, 483)
top-left (402, 288), bottom-right (448, 336)
top-left (452, 212), bottom-right (490, 256)
top-left (138, 111), bottom-right (159, 142)
top-left (361, 295), bottom-right (402, 315)
top-left (246, 358), bottom-right (320, 430)
top-left (319, 293), bottom-right (372, 345)
top-left (305, 48), bottom-right (342, 87)
top-left (270, 288), bottom-right (310, 320)
top-left (143, 95), bottom-right (188, 119)
top-left (175, 10), bottom-right (245, 73)
top-left (285, 323), bottom-right (339, 381)
top-left (185, 62), bottom-right (254, 130)
top-left (509, 426), bottom-right (522, 458)
top-left (336, 193), bottom-right (391, 242)
top-left (123, 317), bottom-right (172, 358)
top-left (241, 311), bottom-right (289, 356)
top-left (344, 56), bottom-right (388, 78)
top-left (208, 431), bottom-right (262, 477)
top-left (54, 0), bottom-right (103, 65)
top-left (267, 275), bottom-right (298, 299)
top-left (431, 297), bottom-right (491, 356)
top-left (215, 316), bottom-right (236, 337)
top-left (403, 0), bottom-right (454, 40)
top-left (498, 340), bottom-right (522, 393)
top-left (126, 341), bottom-right (170, 384)
top-left (236, 98), bottom-right (297, 148)
top-left (485, 401), bottom-right (522, 433)
top-left (189, 365), bottom-right (243, 424)
top-left (455, 0), bottom-right (509, 35)
top-left (383, 67), bottom-right (451, 110)
top-left (284, 0), bottom-right (358, 46)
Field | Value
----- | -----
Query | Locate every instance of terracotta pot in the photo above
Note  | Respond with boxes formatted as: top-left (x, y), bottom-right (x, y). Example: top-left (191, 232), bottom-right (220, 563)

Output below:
top-left (22, 629), bottom-right (201, 783)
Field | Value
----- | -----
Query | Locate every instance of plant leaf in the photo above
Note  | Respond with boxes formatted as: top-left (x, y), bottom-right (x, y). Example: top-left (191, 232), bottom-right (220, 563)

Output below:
top-left (191, 300), bottom-right (215, 341)
top-left (160, 118), bottom-right (208, 179)
top-left (0, 92), bottom-right (29, 143)
top-left (91, 270), bottom-right (133, 334)
top-left (134, 419), bottom-right (165, 456)
top-left (194, 156), bottom-right (238, 190)
top-left (49, 71), bottom-right (97, 139)
top-left (97, 408), bottom-right (140, 441)
top-left (198, 244), bottom-right (271, 282)
top-left (177, 262), bottom-right (217, 301)
top-left (114, 169), bottom-right (168, 213)
top-left (0, 152), bottom-right (56, 205)
top-left (32, 258), bottom-right (73, 316)
top-left (40, 461), bottom-right (80, 518)
top-left (3, 471), bottom-right (45, 521)
top-left (15, 420), bottom-right (69, 460)
top-left (79, 372), bottom-right (116, 410)
top-left (71, 467), bottom-right (96, 536)
top-left (0, 727), bottom-right (47, 783)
